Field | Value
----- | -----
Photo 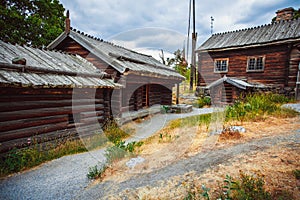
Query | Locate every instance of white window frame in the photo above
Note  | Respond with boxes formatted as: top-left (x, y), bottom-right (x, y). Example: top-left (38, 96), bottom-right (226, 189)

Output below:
top-left (214, 58), bottom-right (229, 73)
top-left (246, 56), bottom-right (265, 72)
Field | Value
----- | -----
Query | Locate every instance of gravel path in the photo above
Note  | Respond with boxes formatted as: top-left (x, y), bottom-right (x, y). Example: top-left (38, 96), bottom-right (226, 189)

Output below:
top-left (0, 107), bottom-right (214, 200)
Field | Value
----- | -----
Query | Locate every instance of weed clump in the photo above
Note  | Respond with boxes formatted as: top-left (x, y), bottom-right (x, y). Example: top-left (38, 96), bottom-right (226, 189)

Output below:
top-left (184, 172), bottom-right (272, 200)
top-left (225, 93), bottom-right (296, 122)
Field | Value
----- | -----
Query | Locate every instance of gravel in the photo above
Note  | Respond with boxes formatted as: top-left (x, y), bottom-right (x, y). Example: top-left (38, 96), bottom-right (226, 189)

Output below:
top-left (0, 105), bottom-right (298, 200)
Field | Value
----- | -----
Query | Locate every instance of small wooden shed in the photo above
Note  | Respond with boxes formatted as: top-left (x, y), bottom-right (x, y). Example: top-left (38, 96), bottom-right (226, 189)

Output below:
top-left (0, 40), bottom-right (117, 153)
top-left (206, 75), bottom-right (258, 105)
top-left (47, 16), bottom-right (184, 120)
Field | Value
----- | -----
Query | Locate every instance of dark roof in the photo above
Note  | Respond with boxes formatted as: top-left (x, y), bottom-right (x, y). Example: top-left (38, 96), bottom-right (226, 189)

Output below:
top-left (0, 41), bottom-right (118, 88)
top-left (198, 18), bottom-right (300, 52)
top-left (48, 29), bottom-right (185, 80)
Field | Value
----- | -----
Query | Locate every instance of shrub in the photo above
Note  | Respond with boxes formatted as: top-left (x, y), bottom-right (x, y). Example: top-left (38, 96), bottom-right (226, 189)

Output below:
top-left (104, 140), bottom-right (143, 164)
top-left (194, 96), bottom-right (211, 108)
top-left (103, 120), bottom-right (130, 143)
top-left (184, 172), bottom-right (272, 200)
top-left (87, 164), bottom-right (108, 180)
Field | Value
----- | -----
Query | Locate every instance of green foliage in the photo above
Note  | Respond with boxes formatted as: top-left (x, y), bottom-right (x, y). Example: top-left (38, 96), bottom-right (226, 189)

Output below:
top-left (104, 140), bottom-right (143, 164)
top-left (162, 49), bottom-right (188, 79)
top-left (0, 0), bottom-right (65, 47)
top-left (167, 113), bottom-right (212, 130)
top-left (103, 120), bottom-right (130, 144)
top-left (225, 93), bottom-right (296, 122)
top-left (293, 169), bottom-right (300, 180)
top-left (87, 164), bottom-right (108, 180)
top-left (193, 96), bottom-right (211, 108)
top-left (184, 172), bottom-right (272, 200)
top-left (229, 172), bottom-right (272, 200)
top-left (0, 138), bottom-right (87, 177)
top-left (104, 146), bottom-right (128, 164)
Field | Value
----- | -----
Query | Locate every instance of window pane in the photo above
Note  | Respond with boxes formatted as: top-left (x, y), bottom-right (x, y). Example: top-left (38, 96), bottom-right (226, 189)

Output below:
top-left (256, 57), bottom-right (263, 70)
top-left (248, 58), bottom-right (256, 70)
top-left (221, 60), bottom-right (227, 71)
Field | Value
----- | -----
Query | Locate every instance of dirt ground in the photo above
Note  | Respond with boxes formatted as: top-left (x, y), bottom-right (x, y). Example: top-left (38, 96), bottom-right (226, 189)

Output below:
top-left (98, 116), bottom-right (300, 199)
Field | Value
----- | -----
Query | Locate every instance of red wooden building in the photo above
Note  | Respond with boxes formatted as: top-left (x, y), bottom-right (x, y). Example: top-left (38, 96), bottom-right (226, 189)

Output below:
top-left (197, 8), bottom-right (300, 104)
top-left (47, 15), bottom-right (184, 121)
top-left (0, 40), bottom-right (117, 153)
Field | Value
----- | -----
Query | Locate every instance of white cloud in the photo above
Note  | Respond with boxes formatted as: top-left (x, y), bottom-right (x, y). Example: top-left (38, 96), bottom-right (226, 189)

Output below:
top-left (60, 0), bottom-right (300, 59)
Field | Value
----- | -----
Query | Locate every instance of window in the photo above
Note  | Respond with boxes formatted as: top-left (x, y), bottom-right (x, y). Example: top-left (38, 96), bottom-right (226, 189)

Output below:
top-left (247, 56), bottom-right (265, 72)
top-left (214, 58), bottom-right (228, 73)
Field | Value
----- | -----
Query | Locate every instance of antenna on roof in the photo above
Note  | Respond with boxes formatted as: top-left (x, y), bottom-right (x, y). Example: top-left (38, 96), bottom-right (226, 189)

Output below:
top-left (211, 16), bottom-right (214, 35)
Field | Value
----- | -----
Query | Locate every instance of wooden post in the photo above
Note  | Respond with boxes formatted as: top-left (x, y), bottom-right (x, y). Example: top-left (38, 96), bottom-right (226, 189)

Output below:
top-left (176, 83), bottom-right (180, 104)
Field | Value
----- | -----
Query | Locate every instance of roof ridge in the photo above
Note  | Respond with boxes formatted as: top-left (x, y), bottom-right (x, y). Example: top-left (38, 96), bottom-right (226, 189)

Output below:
top-left (70, 27), bottom-right (152, 58)
top-left (213, 17), bottom-right (299, 36)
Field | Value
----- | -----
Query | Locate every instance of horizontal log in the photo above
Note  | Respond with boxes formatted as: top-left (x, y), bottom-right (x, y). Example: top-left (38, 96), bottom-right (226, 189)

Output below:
top-left (0, 115), bottom-right (68, 132)
top-left (80, 110), bottom-right (104, 118)
top-left (0, 94), bottom-right (72, 102)
top-left (80, 116), bottom-right (104, 125)
top-left (0, 99), bottom-right (104, 112)
top-left (0, 122), bottom-right (72, 142)
top-left (0, 104), bottom-right (105, 122)
top-left (0, 122), bottom-right (105, 153)
top-left (0, 128), bottom-right (79, 153)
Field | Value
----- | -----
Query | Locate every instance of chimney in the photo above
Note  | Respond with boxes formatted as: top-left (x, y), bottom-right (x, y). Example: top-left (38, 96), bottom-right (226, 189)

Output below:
top-left (275, 7), bottom-right (294, 22)
top-left (65, 10), bottom-right (70, 34)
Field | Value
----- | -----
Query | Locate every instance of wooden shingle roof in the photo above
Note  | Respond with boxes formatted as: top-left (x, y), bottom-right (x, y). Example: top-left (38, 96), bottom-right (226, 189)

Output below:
top-left (0, 41), bottom-right (118, 88)
top-left (48, 29), bottom-right (185, 81)
top-left (198, 18), bottom-right (300, 52)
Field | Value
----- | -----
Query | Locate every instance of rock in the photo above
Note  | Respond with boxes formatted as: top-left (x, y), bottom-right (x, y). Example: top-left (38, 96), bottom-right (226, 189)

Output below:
top-left (126, 156), bottom-right (145, 169)
top-left (228, 126), bottom-right (246, 133)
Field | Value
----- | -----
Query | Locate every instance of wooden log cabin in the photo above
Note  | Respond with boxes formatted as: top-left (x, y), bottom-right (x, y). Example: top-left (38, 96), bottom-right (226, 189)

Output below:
top-left (196, 8), bottom-right (300, 104)
top-left (0, 40), bottom-right (118, 153)
top-left (47, 14), bottom-right (184, 121)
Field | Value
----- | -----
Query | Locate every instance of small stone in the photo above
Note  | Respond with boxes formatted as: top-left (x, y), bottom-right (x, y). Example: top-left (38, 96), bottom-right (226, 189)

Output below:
top-left (126, 156), bottom-right (145, 169)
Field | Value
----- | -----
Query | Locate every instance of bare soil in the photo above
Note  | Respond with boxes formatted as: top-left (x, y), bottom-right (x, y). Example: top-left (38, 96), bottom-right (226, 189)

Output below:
top-left (87, 116), bottom-right (300, 199)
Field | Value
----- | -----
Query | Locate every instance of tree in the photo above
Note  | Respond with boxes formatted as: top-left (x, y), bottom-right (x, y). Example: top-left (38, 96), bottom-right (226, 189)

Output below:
top-left (160, 49), bottom-right (189, 80)
top-left (0, 0), bottom-right (65, 47)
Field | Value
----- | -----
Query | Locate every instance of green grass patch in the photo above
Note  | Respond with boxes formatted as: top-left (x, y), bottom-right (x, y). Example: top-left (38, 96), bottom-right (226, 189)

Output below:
top-left (0, 138), bottom-right (87, 177)
top-left (225, 93), bottom-right (297, 122)
top-left (167, 113), bottom-right (212, 130)
top-left (103, 120), bottom-right (131, 143)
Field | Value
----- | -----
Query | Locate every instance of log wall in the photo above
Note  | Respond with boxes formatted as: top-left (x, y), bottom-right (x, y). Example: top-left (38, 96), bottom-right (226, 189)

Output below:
top-left (0, 87), bottom-right (112, 153)
top-left (198, 44), bottom-right (291, 87)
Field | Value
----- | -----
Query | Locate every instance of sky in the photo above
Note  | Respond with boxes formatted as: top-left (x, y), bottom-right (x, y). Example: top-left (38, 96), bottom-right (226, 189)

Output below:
top-left (59, 0), bottom-right (300, 61)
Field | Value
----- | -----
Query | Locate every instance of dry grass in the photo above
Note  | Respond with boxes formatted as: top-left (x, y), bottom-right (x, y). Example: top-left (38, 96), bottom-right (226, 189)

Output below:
top-left (98, 116), bottom-right (300, 199)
